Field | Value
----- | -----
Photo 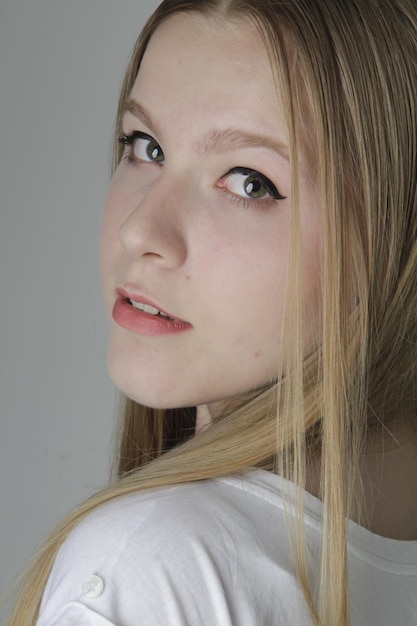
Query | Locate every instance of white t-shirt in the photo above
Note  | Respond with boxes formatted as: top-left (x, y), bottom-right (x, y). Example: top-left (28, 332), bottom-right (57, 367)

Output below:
top-left (37, 470), bottom-right (417, 625)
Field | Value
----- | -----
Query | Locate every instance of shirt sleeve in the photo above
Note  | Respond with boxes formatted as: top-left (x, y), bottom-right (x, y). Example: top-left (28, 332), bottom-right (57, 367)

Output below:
top-left (38, 601), bottom-right (117, 626)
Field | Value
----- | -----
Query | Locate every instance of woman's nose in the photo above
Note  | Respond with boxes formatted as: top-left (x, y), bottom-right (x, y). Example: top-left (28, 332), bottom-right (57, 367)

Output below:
top-left (118, 183), bottom-right (187, 268)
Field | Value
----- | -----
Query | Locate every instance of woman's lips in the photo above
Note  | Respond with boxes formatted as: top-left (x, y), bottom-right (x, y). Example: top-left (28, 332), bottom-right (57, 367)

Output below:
top-left (112, 288), bottom-right (192, 336)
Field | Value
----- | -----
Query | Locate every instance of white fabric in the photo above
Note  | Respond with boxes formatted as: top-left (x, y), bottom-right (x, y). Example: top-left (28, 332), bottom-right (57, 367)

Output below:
top-left (37, 470), bottom-right (417, 625)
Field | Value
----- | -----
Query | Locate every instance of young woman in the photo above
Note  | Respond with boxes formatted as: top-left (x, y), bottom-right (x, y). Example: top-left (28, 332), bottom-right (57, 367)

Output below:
top-left (7, 0), bottom-right (417, 624)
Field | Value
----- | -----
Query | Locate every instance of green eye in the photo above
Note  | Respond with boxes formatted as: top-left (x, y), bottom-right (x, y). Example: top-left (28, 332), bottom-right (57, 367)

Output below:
top-left (244, 174), bottom-right (270, 199)
top-left (119, 131), bottom-right (165, 164)
top-left (221, 167), bottom-right (286, 202)
top-left (145, 139), bottom-right (164, 163)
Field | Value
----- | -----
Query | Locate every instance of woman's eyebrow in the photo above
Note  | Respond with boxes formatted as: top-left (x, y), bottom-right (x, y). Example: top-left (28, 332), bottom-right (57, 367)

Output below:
top-left (123, 98), bottom-right (161, 138)
top-left (123, 98), bottom-right (289, 162)
top-left (193, 128), bottom-right (289, 162)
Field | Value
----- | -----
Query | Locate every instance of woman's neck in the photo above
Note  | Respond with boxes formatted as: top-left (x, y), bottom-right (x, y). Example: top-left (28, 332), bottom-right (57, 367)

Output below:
top-left (306, 419), bottom-right (417, 540)
top-left (357, 420), bottom-right (417, 540)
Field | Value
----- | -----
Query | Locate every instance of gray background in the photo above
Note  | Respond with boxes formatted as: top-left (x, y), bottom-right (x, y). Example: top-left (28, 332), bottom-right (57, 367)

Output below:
top-left (0, 1), bottom-right (160, 619)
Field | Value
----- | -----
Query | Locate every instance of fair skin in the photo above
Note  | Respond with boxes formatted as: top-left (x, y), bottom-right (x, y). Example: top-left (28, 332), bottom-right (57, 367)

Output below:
top-left (100, 11), bottom-right (417, 539)
top-left (100, 12), bottom-right (322, 430)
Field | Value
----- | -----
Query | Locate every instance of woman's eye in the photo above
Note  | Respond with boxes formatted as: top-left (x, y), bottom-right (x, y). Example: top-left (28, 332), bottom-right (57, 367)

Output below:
top-left (119, 131), bottom-right (165, 164)
top-left (220, 167), bottom-right (285, 202)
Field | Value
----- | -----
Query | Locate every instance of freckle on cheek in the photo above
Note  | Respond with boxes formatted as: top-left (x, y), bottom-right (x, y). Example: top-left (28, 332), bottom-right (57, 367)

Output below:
top-left (253, 351), bottom-right (262, 358)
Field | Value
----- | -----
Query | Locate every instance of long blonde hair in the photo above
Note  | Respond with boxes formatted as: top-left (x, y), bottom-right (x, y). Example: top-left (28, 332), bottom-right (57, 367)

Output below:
top-left (7, 1), bottom-right (417, 625)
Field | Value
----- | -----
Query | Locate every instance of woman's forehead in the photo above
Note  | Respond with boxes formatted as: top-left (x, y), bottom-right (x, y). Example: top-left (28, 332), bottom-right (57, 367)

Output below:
top-left (131, 13), bottom-right (287, 138)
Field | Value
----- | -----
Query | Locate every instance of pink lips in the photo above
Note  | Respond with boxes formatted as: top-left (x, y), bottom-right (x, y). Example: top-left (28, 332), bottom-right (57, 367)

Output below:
top-left (112, 288), bottom-right (192, 336)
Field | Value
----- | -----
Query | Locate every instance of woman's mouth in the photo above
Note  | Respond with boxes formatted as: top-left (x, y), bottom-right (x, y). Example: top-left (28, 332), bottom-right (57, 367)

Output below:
top-left (112, 289), bottom-right (192, 336)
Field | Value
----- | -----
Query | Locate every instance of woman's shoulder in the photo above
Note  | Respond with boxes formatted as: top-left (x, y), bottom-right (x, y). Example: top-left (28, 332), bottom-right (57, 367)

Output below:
top-left (38, 471), bottom-right (315, 625)
top-left (48, 471), bottom-right (299, 579)
top-left (37, 471), bottom-right (417, 625)
top-left (58, 471), bottom-right (288, 549)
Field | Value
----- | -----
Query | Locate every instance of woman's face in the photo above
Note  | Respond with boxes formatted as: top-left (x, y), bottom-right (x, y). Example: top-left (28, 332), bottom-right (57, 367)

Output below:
top-left (100, 12), bottom-right (322, 413)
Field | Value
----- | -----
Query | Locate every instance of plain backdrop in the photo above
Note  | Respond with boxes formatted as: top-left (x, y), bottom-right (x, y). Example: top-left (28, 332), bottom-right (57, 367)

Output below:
top-left (0, 0), bottom-right (160, 619)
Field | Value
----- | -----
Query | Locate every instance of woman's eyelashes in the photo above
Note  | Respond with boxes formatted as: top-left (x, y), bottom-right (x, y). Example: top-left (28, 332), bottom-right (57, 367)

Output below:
top-left (119, 131), bottom-right (165, 164)
top-left (118, 132), bottom-right (286, 206)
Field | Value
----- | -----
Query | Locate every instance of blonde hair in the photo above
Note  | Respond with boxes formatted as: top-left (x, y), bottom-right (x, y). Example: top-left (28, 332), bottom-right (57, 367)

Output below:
top-left (7, 1), bottom-right (417, 625)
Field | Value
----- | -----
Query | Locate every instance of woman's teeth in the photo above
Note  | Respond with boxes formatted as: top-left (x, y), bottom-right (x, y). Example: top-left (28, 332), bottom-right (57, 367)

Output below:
top-left (130, 300), bottom-right (159, 315)
top-left (129, 299), bottom-right (173, 320)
